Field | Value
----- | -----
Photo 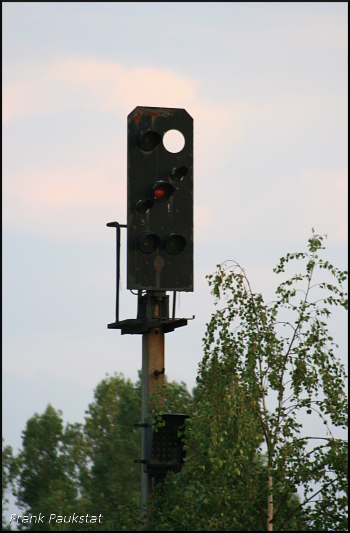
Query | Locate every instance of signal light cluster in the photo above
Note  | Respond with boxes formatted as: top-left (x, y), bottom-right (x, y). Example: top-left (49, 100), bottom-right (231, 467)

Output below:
top-left (137, 231), bottom-right (186, 255)
top-left (135, 180), bottom-right (178, 215)
top-left (135, 128), bottom-right (189, 256)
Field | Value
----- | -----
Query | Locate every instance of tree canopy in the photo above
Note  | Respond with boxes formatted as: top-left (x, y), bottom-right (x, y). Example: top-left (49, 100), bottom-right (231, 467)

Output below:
top-left (3, 231), bottom-right (348, 531)
top-left (149, 230), bottom-right (348, 531)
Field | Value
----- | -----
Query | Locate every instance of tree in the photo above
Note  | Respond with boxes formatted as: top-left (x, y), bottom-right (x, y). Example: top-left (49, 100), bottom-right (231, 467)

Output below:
top-left (13, 404), bottom-right (83, 531)
top-left (2, 438), bottom-right (17, 531)
top-left (10, 375), bottom-right (141, 531)
top-left (79, 373), bottom-right (142, 528)
top-left (149, 230), bottom-right (348, 531)
top-left (8, 231), bottom-right (347, 531)
top-left (80, 372), bottom-right (193, 530)
top-left (9, 373), bottom-right (194, 531)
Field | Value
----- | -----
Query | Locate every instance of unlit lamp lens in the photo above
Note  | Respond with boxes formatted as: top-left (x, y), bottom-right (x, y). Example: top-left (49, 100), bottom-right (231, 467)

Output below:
top-left (137, 129), bottom-right (162, 151)
top-left (170, 167), bottom-right (188, 182)
top-left (137, 232), bottom-right (160, 254)
top-left (136, 198), bottom-right (154, 214)
top-left (164, 233), bottom-right (186, 255)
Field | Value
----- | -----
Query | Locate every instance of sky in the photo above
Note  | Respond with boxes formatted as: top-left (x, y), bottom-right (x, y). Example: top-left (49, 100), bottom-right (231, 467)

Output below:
top-left (2, 0), bottom-right (348, 492)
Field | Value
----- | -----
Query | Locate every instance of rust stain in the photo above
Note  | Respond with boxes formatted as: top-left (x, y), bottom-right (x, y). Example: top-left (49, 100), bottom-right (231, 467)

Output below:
top-left (141, 108), bottom-right (160, 117)
top-left (132, 111), bottom-right (142, 122)
top-left (154, 256), bottom-right (165, 272)
top-left (131, 109), bottom-right (161, 122)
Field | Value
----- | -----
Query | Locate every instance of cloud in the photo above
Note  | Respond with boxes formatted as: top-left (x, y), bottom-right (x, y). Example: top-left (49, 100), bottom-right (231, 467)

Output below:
top-left (3, 55), bottom-right (297, 143)
top-left (3, 57), bottom-right (347, 245)
top-left (2, 155), bottom-right (127, 242)
top-left (3, 55), bottom-right (342, 150)
top-left (2, 57), bottom-right (253, 241)
top-left (3, 58), bottom-right (196, 125)
top-left (2, 56), bottom-right (255, 162)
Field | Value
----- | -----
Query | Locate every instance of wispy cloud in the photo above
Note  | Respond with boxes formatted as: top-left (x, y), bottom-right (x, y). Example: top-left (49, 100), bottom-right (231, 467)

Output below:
top-left (3, 58), bottom-right (196, 125)
top-left (3, 57), bottom-right (347, 244)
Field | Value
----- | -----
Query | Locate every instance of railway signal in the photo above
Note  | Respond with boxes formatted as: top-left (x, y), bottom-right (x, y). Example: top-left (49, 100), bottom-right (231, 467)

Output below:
top-left (127, 107), bottom-right (193, 292)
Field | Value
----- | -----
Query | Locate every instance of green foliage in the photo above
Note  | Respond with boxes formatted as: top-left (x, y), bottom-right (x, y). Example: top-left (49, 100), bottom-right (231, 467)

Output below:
top-left (11, 404), bottom-right (82, 530)
top-left (149, 377), bottom-right (194, 433)
top-left (3, 438), bottom-right (17, 531)
top-left (79, 373), bottom-right (142, 527)
top-left (149, 231), bottom-right (348, 530)
top-left (4, 231), bottom-right (347, 531)
top-left (6, 374), bottom-right (193, 531)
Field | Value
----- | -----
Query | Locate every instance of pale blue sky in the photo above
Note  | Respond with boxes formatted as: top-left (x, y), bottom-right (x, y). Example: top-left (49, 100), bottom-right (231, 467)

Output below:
top-left (3, 0), bottom-right (347, 479)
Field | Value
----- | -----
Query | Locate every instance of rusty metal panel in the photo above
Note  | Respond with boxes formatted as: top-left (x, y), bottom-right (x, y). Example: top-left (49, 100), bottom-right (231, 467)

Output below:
top-left (127, 106), bottom-right (193, 291)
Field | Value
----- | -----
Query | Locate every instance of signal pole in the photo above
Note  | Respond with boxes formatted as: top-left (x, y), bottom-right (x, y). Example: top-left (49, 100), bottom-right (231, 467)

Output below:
top-left (141, 322), bottom-right (165, 522)
top-left (107, 106), bottom-right (193, 527)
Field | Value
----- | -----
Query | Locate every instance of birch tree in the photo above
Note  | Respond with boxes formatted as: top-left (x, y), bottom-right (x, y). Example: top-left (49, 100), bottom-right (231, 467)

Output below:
top-left (150, 231), bottom-right (348, 531)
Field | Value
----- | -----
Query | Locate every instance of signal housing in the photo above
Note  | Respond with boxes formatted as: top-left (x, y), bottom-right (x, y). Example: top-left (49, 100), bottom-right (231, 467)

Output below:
top-left (127, 106), bottom-right (193, 292)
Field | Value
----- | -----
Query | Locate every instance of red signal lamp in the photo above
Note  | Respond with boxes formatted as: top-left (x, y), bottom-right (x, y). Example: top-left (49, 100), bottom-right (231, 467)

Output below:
top-left (152, 181), bottom-right (176, 202)
top-left (154, 188), bottom-right (166, 199)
